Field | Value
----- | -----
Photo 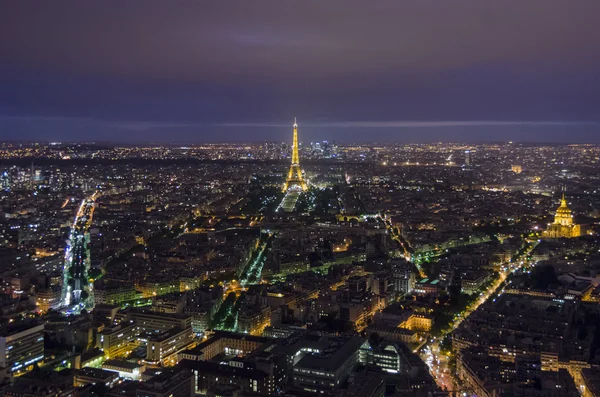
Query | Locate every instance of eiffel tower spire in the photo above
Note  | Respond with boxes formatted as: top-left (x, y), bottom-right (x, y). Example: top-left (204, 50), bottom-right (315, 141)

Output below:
top-left (283, 118), bottom-right (307, 191)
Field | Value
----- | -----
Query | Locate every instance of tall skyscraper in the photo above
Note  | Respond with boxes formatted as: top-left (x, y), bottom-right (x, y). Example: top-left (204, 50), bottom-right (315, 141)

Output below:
top-left (283, 118), bottom-right (307, 191)
top-left (0, 171), bottom-right (10, 191)
top-left (464, 150), bottom-right (472, 166)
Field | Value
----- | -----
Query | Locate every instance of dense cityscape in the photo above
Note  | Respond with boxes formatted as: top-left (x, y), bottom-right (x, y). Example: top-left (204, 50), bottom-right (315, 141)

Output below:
top-left (3, 0), bottom-right (600, 395)
top-left (0, 119), bottom-right (598, 397)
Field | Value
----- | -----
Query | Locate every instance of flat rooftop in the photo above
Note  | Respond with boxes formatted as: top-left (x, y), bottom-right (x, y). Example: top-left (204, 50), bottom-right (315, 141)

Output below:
top-left (296, 335), bottom-right (365, 372)
top-left (103, 359), bottom-right (144, 370)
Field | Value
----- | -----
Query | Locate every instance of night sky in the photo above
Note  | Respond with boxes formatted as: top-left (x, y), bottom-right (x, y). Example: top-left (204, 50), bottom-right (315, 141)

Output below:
top-left (1, 0), bottom-right (600, 143)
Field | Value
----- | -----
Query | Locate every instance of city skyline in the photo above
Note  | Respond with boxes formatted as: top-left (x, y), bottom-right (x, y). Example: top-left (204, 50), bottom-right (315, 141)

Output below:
top-left (1, 118), bottom-right (600, 144)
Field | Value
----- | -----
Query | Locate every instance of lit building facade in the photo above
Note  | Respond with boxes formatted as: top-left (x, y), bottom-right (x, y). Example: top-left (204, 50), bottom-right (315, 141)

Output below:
top-left (237, 306), bottom-right (271, 336)
top-left (399, 313), bottom-right (433, 332)
top-left (96, 323), bottom-right (137, 358)
top-left (543, 194), bottom-right (582, 239)
top-left (0, 323), bottom-right (45, 374)
top-left (185, 331), bottom-right (271, 362)
top-left (145, 326), bottom-right (195, 365)
top-left (464, 150), bottom-right (472, 166)
top-left (366, 342), bottom-right (409, 374)
top-left (94, 282), bottom-right (140, 306)
top-left (102, 359), bottom-right (145, 380)
top-left (35, 287), bottom-right (62, 314)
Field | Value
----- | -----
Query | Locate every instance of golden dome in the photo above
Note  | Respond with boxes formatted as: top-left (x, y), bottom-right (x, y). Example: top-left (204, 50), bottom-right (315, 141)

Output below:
top-left (556, 194), bottom-right (571, 212)
top-left (554, 193), bottom-right (573, 225)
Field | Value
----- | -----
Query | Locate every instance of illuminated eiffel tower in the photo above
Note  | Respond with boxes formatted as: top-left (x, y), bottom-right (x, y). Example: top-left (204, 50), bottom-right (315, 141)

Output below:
top-left (283, 118), bottom-right (307, 191)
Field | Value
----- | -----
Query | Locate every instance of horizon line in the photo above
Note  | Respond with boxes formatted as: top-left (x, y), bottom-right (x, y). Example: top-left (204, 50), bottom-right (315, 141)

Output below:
top-left (212, 120), bottom-right (600, 128)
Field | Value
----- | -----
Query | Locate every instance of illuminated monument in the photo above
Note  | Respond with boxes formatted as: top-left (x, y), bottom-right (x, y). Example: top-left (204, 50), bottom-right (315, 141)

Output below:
top-left (282, 118), bottom-right (307, 191)
top-left (542, 193), bottom-right (582, 239)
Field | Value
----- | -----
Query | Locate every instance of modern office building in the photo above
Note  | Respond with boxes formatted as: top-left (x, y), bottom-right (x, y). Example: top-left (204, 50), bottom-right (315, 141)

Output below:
top-left (96, 322), bottom-right (137, 358)
top-left (181, 359), bottom-right (273, 395)
top-left (74, 367), bottom-right (120, 388)
top-left (0, 322), bottom-right (44, 374)
top-left (145, 326), bottom-right (195, 365)
top-left (102, 359), bottom-right (146, 380)
top-left (366, 342), bottom-right (409, 374)
top-left (270, 332), bottom-right (367, 393)
top-left (464, 150), bottom-right (472, 166)
top-left (136, 367), bottom-right (194, 397)
top-left (181, 331), bottom-right (272, 362)
top-left (127, 310), bottom-right (192, 332)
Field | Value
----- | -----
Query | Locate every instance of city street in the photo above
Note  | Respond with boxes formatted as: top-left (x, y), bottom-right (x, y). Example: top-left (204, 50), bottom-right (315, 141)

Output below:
top-left (62, 192), bottom-right (98, 310)
top-left (418, 241), bottom-right (538, 393)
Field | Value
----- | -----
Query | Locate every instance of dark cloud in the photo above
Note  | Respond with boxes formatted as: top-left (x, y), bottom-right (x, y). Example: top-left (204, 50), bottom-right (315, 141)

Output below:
top-left (1, 0), bottom-right (600, 142)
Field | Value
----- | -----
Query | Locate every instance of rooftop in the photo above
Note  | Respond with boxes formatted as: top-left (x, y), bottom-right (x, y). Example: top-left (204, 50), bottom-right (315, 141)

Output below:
top-left (103, 359), bottom-right (144, 371)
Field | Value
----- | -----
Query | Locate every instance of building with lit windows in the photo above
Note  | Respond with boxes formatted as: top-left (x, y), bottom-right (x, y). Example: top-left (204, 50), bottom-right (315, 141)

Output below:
top-left (102, 359), bottom-right (145, 380)
top-left (399, 313), bottom-right (433, 332)
top-left (412, 278), bottom-right (441, 296)
top-left (181, 331), bottom-right (272, 362)
top-left (181, 359), bottom-right (273, 395)
top-left (338, 293), bottom-right (378, 331)
top-left (0, 322), bottom-right (44, 374)
top-left (94, 280), bottom-right (140, 306)
top-left (127, 310), bottom-right (192, 333)
top-left (366, 342), bottom-right (408, 374)
top-left (263, 325), bottom-right (305, 339)
top-left (74, 367), bottom-right (119, 388)
top-left (136, 279), bottom-right (180, 298)
top-left (464, 150), bottom-right (472, 166)
top-left (35, 287), bottom-right (62, 314)
top-left (136, 367), bottom-right (194, 397)
top-left (373, 304), bottom-right (433, 333)
top-left (96, 322), bottom-right (137, 358)
top-left (366, 325), bottom-right (418, 345)
top-left (460, 271), bottom-right (492, 295)
top-left (237, 305), bottom-right (271, 335)
top-left (393, 266), bottom-right (415, 295)
top-left (144, 326), bottom-right (195, 365)
top-left (457, 347), bottom-right (579, 397)
top-left (542, 194), bottom-right (582, 239)
top-left (0, 170), bottom-right (10, 191)
top-left (269, 332), bottom-right (367, 394)
top-left (291, 336), bottom-right (366, 393)
top-left (72, 348), bottom-right (105, 369)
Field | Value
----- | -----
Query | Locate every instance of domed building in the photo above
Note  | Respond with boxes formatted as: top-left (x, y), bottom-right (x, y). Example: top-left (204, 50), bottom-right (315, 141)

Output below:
top-left (542, 194), bottom-right (582, 239)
